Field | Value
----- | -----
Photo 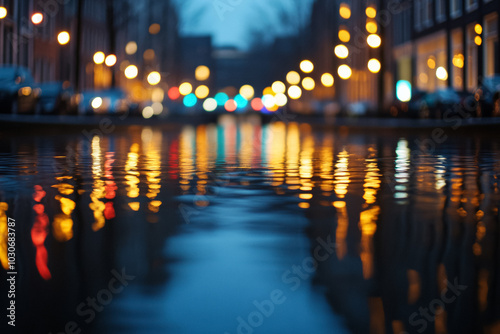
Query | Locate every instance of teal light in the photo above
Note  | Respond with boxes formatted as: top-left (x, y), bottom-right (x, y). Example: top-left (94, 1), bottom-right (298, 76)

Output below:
top-left (183, 93), bottom-right (198, 107)
top-left (215, 92), bottom-right (229, 106)
top-left (396, 80), bottom-right (412, 102)
top-left (234, 94), bottom-right (248, 109)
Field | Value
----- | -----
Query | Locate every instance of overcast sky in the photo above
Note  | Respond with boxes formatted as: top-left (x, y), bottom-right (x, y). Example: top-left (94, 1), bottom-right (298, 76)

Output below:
top-left (174, 0), bottom-right (315, 50)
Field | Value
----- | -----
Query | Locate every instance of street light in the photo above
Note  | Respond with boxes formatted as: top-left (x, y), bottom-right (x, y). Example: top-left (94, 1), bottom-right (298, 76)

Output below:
top-left (0, 7), bottom-right (7, 19)
top-left (57, 31), bottom-right (70, 45)
top-left (93, 52), bottom-right (105, 65)
top-left (31, 13), bottom-right (44, 25)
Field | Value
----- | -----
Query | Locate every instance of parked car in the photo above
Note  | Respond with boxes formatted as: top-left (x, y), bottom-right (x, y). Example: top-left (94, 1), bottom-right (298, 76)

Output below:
top-left (417, 88), bottom-right (464, 119)
top-left (38, 82), bottom-right (77, 114)
top-left (0, 65), bottom-right (40, 114)
top-left (477, 76), bottom-right (500, 117)
top-left (78, 88), bottom-right (131, 115)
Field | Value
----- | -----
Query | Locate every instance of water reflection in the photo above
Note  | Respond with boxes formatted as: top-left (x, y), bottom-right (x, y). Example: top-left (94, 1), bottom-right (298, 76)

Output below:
top-left (0, 117), bottom-right (499, 333)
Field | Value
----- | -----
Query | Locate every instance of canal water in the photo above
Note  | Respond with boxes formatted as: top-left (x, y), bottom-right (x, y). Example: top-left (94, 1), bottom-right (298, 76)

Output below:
top-left (0, 115), bottom-right (499, 334)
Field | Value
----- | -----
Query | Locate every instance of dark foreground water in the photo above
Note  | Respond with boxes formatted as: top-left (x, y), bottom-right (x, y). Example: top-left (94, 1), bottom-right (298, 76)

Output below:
top-left (1, 115), bottom-right (499, 334)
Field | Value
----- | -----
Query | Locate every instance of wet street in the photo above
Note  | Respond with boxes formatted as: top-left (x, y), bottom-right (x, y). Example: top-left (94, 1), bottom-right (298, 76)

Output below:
top-left (1, 115), bottom-right (500, 334)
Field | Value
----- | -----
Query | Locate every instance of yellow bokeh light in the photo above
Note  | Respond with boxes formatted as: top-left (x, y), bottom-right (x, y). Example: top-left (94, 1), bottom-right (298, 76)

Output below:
top-left (272, 81), bottom-right (286, 94)
top-left (427, 56), bottom-right (436, 69)
top-left (31, 13), bottom-right (44, 25)
top-left (0, 7), bottom-right (7, 19)
top-left (474, 24), bottom-right (482, 35)
top-left (475, 36), bottom-right (482, 45)
top-left (367, 58), bottom-right (381, 73)
top-left (195, 85), bottom-right (210, 99)
top-left (93, 51), bottom-right (105, 65)
top-left (367, 34), bottom-right (381, 48)
top-left (321, 73), bottom-right (334, 87)
top-left (239, 85), bottom-right (255, 100)
top-left (452, 54), bottom-right (464, 68)
top-left (149, 23), bottom-right (161, 35)
top-left (286, 71), bottom-right (301, 85)
top-left (436, 67), bottom-right (448, 81)
top-left (339, 3), bottom-right (351, 19)
top-left (57, 31), bottom-right (70, 45)
top-left (334, 44), bottom-right (349, 59)
top-left (124, 65), bottom-right (138, 79)
top-left (366, 21), bottom-right (378, 34)
top-left (125, 41), bottom-right (137, 55)
top-left (288, 85), bottom-right (302, 99)
top-left (275, 93), bottom-right (288, 107)
top-left (195, 65), bottom-right (210, 81)
top-left (338, 29), bottom-right (350, 43)
top-left (302, 77), bottom-right (315, 91)
top-left (147, 71), bottom-right (161, 85)
top-left (366, 6), bottom-right (377, 18)
top-left (179, 82), bottom-right (193, 95)
top-left (263, 86), bottom-right (274, 96)
top-left (338, 65), bottom-right (352, 80)
top-left (300, 60), bottom-right (314, 73)
top-left (105, 54), bottom-right (117, 67)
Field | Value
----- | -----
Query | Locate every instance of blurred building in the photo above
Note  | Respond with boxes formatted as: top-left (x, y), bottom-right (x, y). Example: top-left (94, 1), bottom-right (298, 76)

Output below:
top-left (393, 0), bottom-right (499, 93)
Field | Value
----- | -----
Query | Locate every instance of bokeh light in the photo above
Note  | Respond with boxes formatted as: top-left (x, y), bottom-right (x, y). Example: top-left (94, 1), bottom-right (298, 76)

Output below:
top-left (338, 65), bottom-right (352, 79)
top-left (300, 60), bottom-right (314, 73)
top-left (168, 87), bottom-right (180, 100)
top-left (367, 58), bottom-right (381, 73)
top-left (179, 82), bottom-right (193, 95)
top-left (31, 13), bottom-right (43, 25)
top-left (366, 21), bottom-right (378, 34)
top-left (302, 77), bottom-right (315, 91)
top-left (183, 93), bottom-right (198, 107)
top-left (105, 54), bottom-right (117, 67)
top-left (93, 52), bottom-right (105, 65)
top-left (147, 71), bottom-right (161, 86)
top-left (251, 98), bottom-right (264, 111)
top-left (125, 41), bottom-right (137, 55)
top-left (396, 80), bottom-right (412, 102)
top-left (321, 73), bottom-right (334, 87)
top-left (152, 88), bottom-right (165, 102)
top-left (143, 49), bottom-right (155, 61)
top-left (124, 65), bottom-right (138, 79)
top-left (239, 85), bottom-right (255, 100)
top-left (288, 85), bottom-right (302, 99)
top-left (436, 67), bottom-right (448, 81)
top-left (0, 7), bottom-right (7, 19)
top-left (338, 29), bottom-right (350, 43)
top-left (474, 24), bottom-right (482, 35)
top-left (149, 23), bottom-right (161, 35)
top-left (57, 31), bottom-right (70, 45)
top-left (263, 87), bottom-right (274, 96)
top-left (275, 93), bottom-right (288, 107)
top-left (225, 99), bottom-right (237, 112)
top-left (366, 6), bottom-right (377, 18)
top-left (262, 95), bottom-right (276, 109)
top-left (91, 97), bottom-right (102, 109)
top-left (234, 94), bottom-right (248, 109)
top-left (195, 85), bottom-right (210, 99)
top-left (475, 36), bottom-right (482, 45)
top-left (142, 106), bottom-right (154, 119)
top-left (203, 98), bottom-right (217, 112)
top-left (367, 34), bottom-right (381, 48)
top-left (215, 92), bottom-right (229, 106)
top-left (272, 81), bottom-right (286, 94)
top-left (334, 45), bottom-right (349, 59)
top-left (195, 65), bottom-right (210, 81)
top-left (152, 102), bottom-right (163, 115)
top-left (339, 3), bottom-right (351, 19)
top-left (286, 71), bottom-right (301, 85)
top-left (452, 54), bottom-right (464, 68)
top-left (427, 56), bottom-right (436, 69)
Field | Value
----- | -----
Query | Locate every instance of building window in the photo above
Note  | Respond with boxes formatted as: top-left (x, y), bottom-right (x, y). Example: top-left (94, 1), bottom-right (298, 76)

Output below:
top-left (451, 0), bottom-right (462, 19)
top-left (466, 0), bottom-right (478, 13)
top-left (451, 29), bottom-right (464, 91)
top-left (415, 0), bottom-right (422, 31)
top-left (423, 0), bottom-right (433, 27)
top-left (467, 24), bottom-right (478, 91)
top-left (436, 0), bottom-right (446, 23)
top-left (484, 14), bottom-right (498, 77)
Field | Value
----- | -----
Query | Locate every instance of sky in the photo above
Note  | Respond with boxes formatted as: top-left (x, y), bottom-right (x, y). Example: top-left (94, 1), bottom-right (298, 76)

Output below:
top-left (174, 0), bottom-right (315, 50)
